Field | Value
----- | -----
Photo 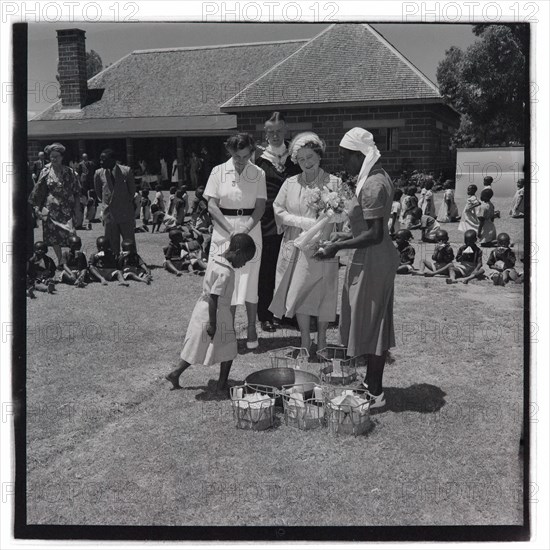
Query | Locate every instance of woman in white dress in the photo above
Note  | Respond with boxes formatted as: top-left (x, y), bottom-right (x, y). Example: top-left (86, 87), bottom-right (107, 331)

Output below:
top-left (204, 133), bottom-right (267, 348)
top-left (269, 132), bottom-right (341, 354)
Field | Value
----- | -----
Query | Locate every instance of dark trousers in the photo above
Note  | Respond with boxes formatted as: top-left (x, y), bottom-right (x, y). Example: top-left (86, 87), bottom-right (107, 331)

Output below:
top-left (257, 233), bottom-right (283, 322)
top-left (104, 219), bottom-right (136, 255)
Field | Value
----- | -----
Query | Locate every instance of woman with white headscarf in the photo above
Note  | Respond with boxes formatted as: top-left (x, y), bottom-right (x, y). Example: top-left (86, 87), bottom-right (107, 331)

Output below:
top-left (269, 132), bottom-right (341, 354)
top-left (315, 128), bottom-right (400, 409)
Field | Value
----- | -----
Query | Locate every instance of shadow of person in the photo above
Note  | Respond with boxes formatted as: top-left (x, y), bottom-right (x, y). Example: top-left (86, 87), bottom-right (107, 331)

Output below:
top-left (383, 384), bottom-right (446, 413)
top-left (193, 378), bottom-right (242, 401)
top-left (237, 335), bottom-right (303, 355)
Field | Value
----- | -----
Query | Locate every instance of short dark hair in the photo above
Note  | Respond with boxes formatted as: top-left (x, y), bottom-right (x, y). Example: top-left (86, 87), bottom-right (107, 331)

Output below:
top-left (265, 111), bottom-right (285, 124)
top-left (480, 188), bottom-right (494, 201)
top-left (484, 176), bottom-right (493, 185)
top-left (100, 148), bottom-right (115, 159)
top-left (229, 233), bottom-right (256, 261)
top-left (225, 133), bottom-right (256, 153)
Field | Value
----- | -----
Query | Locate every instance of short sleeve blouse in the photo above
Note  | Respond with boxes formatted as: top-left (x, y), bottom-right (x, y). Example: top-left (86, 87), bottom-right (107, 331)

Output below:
top-left (204, 159), bottom-right (267, 209)
top-left (359, 173), bottom-right (389, 220)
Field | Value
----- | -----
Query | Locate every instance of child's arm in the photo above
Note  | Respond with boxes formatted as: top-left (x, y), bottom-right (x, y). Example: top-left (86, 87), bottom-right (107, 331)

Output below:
top-left (487, 250), bottom-right (496, 268)
top-left (138, 255), bottom-right (152, 276)
top-left (206, 294), bottom-right (218, 338)
top-left (89, 265), bottom-right (107, 283)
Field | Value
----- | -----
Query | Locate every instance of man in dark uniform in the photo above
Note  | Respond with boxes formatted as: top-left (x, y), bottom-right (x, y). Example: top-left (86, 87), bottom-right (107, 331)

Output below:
top-left (255, 112), bottom-right (300, 332)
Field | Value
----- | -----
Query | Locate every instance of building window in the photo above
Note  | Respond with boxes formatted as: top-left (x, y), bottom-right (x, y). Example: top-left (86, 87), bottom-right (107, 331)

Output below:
top-left (370, 128), bottom-right (399, 152)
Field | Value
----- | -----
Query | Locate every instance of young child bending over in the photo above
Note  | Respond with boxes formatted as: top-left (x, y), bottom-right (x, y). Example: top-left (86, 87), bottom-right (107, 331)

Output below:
top-left (60, 235), bottom-right (88, 287)
top-left (446, 229), bottom-right (485, 285)
top-left (27, 241), bottom-right (57, 297)
top-left (487, 233), bottom-right (521, 285)
top-left (165, 233), bottom-right (256, 393)
top-left (118, 239), bottom-right (152, 284)
top-left (437, 180), bottom-right (460, 222)
top-left (394, 229), bottom-right (416, 274)
top-left (477, 188), bottom-right (497, 247)
top-left (417, 229), bottom-right (455, 277)
top-left (89, 236), bottom-right (128, 286)
top-left (406, 207), bottom-right (441, 243)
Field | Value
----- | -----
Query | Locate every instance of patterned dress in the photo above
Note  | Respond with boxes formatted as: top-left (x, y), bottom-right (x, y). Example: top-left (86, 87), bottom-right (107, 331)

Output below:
top-left (29, 165), bottom-right (79, 247)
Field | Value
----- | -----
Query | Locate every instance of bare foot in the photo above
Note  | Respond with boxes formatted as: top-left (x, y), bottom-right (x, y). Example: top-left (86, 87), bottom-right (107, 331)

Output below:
top-left (176, 272), bottom-right (182, 277)
top-left (446, 278), bottom-right (457, 284)
top-left (462, 279), bottom-right (469, 285)
top-left (101, 279), bottom-right (108, 286)
top-left (165, 372), bottom-right (182, 390)
top-left (119, 281), bottom-right (130, 287)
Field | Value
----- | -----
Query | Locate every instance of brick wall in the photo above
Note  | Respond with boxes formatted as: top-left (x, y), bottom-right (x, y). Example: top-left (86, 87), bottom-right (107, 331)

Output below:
top-left (236, 104), bottom-right (459, 179)
top-left (56, 29), bottom-right (87, 109)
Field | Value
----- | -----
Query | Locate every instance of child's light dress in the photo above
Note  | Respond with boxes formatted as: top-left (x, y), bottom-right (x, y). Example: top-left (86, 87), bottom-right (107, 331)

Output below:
top-left (457, 195), bottom-right (480, 233)
top-left (180, 255), bottom-right (236, 366)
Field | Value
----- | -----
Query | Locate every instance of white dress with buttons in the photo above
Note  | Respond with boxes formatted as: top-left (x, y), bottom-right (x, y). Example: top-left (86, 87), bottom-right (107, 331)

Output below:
top-left (204, 159), bottom-right (267, 305)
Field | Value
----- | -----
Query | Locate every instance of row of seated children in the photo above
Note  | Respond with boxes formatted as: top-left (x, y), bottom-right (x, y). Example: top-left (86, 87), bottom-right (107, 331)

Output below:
top-left (27, 236), bottom-right (152, 298)
top-left (394, 229), bottom-right (522, 285)
top-left (163, 227), bottom-right (208, 276)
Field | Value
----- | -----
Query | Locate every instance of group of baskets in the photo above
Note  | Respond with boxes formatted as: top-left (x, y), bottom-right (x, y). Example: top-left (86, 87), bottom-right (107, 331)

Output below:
top-left (229, 346), bottom-right (375, 437)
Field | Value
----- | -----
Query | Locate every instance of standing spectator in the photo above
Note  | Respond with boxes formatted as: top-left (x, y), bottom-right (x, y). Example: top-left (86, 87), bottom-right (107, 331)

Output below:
top-left (28, 143), bottom-right (79, 266)
top-left (254, 111), bottom-right (300, 332)
top-left (204, 133), bottom-right (266, 349)
top-left (189, 151), bottom-right (201, 190)
top-left (32, 152), bottom-right (46, 183)
top-left (94, 149), bottom-right (136, 255)
top-left (160, 156), bottom-right (169, 189)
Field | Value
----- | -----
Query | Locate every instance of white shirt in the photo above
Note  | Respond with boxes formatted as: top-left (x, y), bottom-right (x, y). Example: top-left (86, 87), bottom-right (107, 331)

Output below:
top-left (204, 159), bottom-right (267, 209)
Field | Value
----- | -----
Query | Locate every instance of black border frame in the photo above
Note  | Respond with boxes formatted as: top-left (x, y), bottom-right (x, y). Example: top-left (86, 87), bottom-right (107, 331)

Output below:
top-left (12, 21), bottom-right (530, 542)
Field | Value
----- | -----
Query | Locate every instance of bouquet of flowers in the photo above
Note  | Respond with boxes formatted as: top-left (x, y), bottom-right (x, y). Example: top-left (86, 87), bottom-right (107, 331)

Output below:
top-left (294, 180), bottom-right (355, 252)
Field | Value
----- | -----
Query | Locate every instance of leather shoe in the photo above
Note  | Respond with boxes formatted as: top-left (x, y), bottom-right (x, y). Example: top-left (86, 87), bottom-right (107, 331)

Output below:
top-left (261, 321), bottom-right (276, 332)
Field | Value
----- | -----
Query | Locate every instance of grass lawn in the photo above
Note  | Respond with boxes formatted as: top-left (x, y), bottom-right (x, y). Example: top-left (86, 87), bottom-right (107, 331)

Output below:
top-left (26, 194), bottom-right (525, 526)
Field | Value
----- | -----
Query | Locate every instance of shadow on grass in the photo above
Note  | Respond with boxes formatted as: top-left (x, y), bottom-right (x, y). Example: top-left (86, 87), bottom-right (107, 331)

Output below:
top-left (237, 335), bottom-right (303, 354)
top-left (191, 379), bottom-right (243, 401)
top-left (384, 383), bottom-right (446, 413)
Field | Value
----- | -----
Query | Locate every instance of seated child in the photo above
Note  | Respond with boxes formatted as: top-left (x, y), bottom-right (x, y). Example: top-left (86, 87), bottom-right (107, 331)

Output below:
top-left (487, 233), bottom-right (521, 285)
top-left (89, 236), bottom-right (128, 286)
top-left (118, 239), bottom-right (152, 284)
top-left (458, 185), bottom-right (480, 233)
top-left (60, 235), bottom-right (88, 287)
top-left (151, 203), bottom-right (165, 233)
top-left (406, 207), bottom-right (441, 243)
top-left (140, 189), bottom-right (151, 229)
top-left (27, 241), bottom-right (57, 296)
top-left (510, 178), bottom-right (525, 218)
top-left (388, 189), bottom-right (403, 238)
top-left (165, 233), bottom-right (257, 393)
top-left (446, 229), bottom-right (485, 285)
top-left (417, 229), bottom-right (455, 277)
top-left (436, 180), bottom-right (460, 222)
top-left (477, 188), bottom-right (497, 247)
top-left (181, 226), bottom-right (208, 273)
top-left (394, 229), bottom-right (416, 274)
top-left (190, 186), bottom-right (212, 233)
top-left (163, 229), bottom-right (207, 276)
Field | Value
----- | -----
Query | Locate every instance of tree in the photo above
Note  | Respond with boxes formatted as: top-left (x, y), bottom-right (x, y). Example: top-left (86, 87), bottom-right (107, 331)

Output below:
top-left (86, 50), bottom-right (103, 78)
top-left (436, 25), bottom-right (528, 147)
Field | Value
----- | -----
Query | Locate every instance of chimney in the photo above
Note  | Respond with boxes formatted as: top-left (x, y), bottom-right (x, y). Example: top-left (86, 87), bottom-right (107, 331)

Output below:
top-left (56, 28), bottom-right (87, 109)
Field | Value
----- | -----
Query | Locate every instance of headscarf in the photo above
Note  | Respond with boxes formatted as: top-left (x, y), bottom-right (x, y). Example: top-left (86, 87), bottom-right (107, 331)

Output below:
top-left (44, 142), bottom-right (66, 155)
top-left (339, 128), bottom-right (380, 196)
top-left (288, 132), bottom-right (325, 164)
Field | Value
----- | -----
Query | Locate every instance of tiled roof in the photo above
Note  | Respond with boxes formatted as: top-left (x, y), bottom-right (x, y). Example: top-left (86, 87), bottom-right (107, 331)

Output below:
top-left (221, 23), bottom-right (442, 109)
top-left (32, 40), bottom-right (307, 121)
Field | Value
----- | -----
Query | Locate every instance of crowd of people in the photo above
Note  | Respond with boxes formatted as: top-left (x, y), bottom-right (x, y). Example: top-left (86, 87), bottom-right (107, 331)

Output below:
top-left (27, 112), bottom-right (525, 405)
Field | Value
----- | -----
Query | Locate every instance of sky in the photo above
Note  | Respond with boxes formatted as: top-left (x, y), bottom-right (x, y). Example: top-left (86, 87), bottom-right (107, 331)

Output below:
top-left (26, 22), bottom-right (479, 119)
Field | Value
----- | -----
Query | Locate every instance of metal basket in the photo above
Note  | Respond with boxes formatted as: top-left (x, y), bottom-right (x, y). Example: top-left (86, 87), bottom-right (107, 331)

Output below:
top-left (317, 346), bottom-right (358, 385)
top-left (230, 385), bottom-right (276, 431)
top-left (280, 383), bottom-right (325, 430)
top-left (326, 387), bottom-right (373, 437)
top-left (269, 346), bottom-right (309, 370)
